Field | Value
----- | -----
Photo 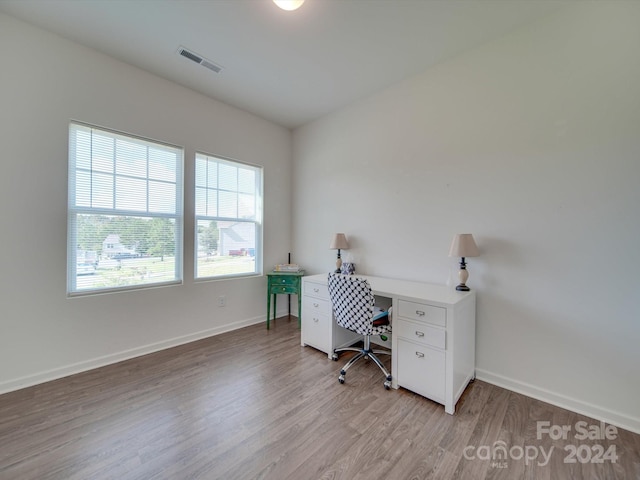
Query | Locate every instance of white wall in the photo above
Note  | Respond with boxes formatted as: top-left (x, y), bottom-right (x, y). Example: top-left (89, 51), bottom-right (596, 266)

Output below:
top-left (0, 13), bottom-right (292, 391)
top-left (292, 2), bottom-right (640, 432)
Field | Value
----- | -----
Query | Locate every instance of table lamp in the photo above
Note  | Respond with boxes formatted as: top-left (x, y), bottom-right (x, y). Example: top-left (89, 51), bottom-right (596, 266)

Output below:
top-left (330, 233), bottom-right (349, 273)
top-left (448, 234), bottom-right (479, 291)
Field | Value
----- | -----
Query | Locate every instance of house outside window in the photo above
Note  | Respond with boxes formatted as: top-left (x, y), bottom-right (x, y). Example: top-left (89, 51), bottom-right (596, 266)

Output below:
top-left (195, 152), bottom-right (262, 279)
top-left (67, 122), bottom-right (184, 295)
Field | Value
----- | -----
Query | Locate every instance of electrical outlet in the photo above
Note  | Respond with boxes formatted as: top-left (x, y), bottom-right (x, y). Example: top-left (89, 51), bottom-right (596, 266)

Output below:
top-left (218, 295), bottom-right (226, 307)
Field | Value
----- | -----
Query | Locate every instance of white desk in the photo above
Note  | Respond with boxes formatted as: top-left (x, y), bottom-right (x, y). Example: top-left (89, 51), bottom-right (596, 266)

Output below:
top-left (301, 273), bottom-right (476, 414)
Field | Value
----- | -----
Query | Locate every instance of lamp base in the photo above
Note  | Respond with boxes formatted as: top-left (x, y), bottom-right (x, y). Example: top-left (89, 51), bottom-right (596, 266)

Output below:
top-left (456, 258), bottom-right (470, 291)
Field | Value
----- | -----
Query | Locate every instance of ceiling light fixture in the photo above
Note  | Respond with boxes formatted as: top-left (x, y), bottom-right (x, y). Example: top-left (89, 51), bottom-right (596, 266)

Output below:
top-left (273, 0), bottom-right (305, 11)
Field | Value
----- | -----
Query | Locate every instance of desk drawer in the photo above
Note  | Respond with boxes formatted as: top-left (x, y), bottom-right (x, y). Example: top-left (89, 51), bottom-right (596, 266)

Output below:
top-left (398, 300), bottom-right (446, 327)
top-left (397, 338), bottom-right (445, 403)
top-left (303, 281), bottom-right (329, 300)
top-left (304, 296), bottom-right (330, 316)
top-left (301, 308), bottom-right (331, 352)
top-left (395, 318), bottom-right (445, 350)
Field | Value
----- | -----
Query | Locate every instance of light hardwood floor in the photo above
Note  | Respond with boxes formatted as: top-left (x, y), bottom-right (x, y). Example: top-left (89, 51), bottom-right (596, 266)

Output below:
top-left (1, 316), bottom-right (638, 479)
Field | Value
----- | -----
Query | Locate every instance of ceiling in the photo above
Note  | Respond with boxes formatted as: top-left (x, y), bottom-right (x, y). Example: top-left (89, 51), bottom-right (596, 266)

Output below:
top-left (0, 0), bottom-right (568, 129)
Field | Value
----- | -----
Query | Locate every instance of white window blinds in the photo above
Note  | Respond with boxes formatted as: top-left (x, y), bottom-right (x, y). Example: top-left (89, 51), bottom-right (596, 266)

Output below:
top-left (195, 152), bottom-right (262, 279)
top-left (68, 123), bottom-right (184, 295)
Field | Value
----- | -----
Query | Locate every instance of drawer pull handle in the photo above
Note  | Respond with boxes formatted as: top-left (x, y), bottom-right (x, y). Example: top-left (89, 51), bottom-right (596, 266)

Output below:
top-left (415, 351), bottom-right (425, 358)
top-left (415, 331), bottom-right (425, 337)
top-left (313, 303), bottom-right (319, 308)
top-left (416, 310), bottom-right (425, 316)
top-left (313, 288), bottom-right (319, 293)
top-left (313, 317), bottom-right (319, 323)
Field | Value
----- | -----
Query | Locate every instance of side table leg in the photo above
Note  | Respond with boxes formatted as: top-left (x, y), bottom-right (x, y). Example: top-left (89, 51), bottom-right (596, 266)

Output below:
top-left (266, 292), bottom-right (271, 330)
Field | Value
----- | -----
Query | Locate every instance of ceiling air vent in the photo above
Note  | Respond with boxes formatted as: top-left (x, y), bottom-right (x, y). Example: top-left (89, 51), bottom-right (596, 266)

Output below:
top-left (177, 46), bottom-right (223, 74)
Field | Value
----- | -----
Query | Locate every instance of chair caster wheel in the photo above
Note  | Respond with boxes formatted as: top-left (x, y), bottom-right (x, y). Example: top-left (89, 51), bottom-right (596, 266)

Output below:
top-left (332, 353), bottom-right (338, 361)
top-left (384, 380), bottom-right (391, 390)
top-left (338, 375), bottom-right (345, 384)
top-left (386, 375), bottom-right (392, 382)
top-left (340, 369), bottom-right (346, 375)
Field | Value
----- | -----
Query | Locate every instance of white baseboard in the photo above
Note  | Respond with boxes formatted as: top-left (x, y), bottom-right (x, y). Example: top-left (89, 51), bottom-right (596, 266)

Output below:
top-left (0, 315), bottom-right (264, 395)
top-left (476, 368), bottom-right (640, 435)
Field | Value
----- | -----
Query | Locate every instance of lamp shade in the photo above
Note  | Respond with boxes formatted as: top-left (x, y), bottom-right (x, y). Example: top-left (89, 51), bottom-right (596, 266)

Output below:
top-left (330, 233), bottom-right (349, 250)
top-left (448, 234), bottom-right (479, 258)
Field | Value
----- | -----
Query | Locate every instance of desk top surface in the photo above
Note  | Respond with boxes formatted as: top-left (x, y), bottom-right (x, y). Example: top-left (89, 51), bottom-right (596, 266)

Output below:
top-left (303, 273), bottom-right (474, 306)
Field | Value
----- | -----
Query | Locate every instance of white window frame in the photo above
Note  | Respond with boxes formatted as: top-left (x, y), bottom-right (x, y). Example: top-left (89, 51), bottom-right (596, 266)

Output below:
top-left (194, 152), bottom-right (263, 280)
top-left (67, 122), bottom-right (184, 296)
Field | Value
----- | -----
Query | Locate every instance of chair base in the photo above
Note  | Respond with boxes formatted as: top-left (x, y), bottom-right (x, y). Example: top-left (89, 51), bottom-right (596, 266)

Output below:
top-left (333, 335), bottom-right (392, 389)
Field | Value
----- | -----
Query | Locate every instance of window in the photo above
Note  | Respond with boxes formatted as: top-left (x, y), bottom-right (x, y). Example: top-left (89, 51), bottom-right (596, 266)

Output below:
top-left (195, 153), bottom-right (262, 279)
top-left (68, 123), bottom-right (183, 295)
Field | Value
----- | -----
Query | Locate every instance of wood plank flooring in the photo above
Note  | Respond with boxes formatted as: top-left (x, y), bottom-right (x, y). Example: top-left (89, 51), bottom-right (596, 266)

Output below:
top-left (1, 316), bottom-right (638, 479)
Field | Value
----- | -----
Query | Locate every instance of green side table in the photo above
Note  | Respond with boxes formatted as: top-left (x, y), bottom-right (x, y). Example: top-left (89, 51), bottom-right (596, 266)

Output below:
top-left (267, 271), bottom-right (304, 329)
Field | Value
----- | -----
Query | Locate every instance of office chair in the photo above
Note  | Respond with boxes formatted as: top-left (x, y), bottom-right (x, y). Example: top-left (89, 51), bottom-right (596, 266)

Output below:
top-left (327, 272), bottom-right (392, 389)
